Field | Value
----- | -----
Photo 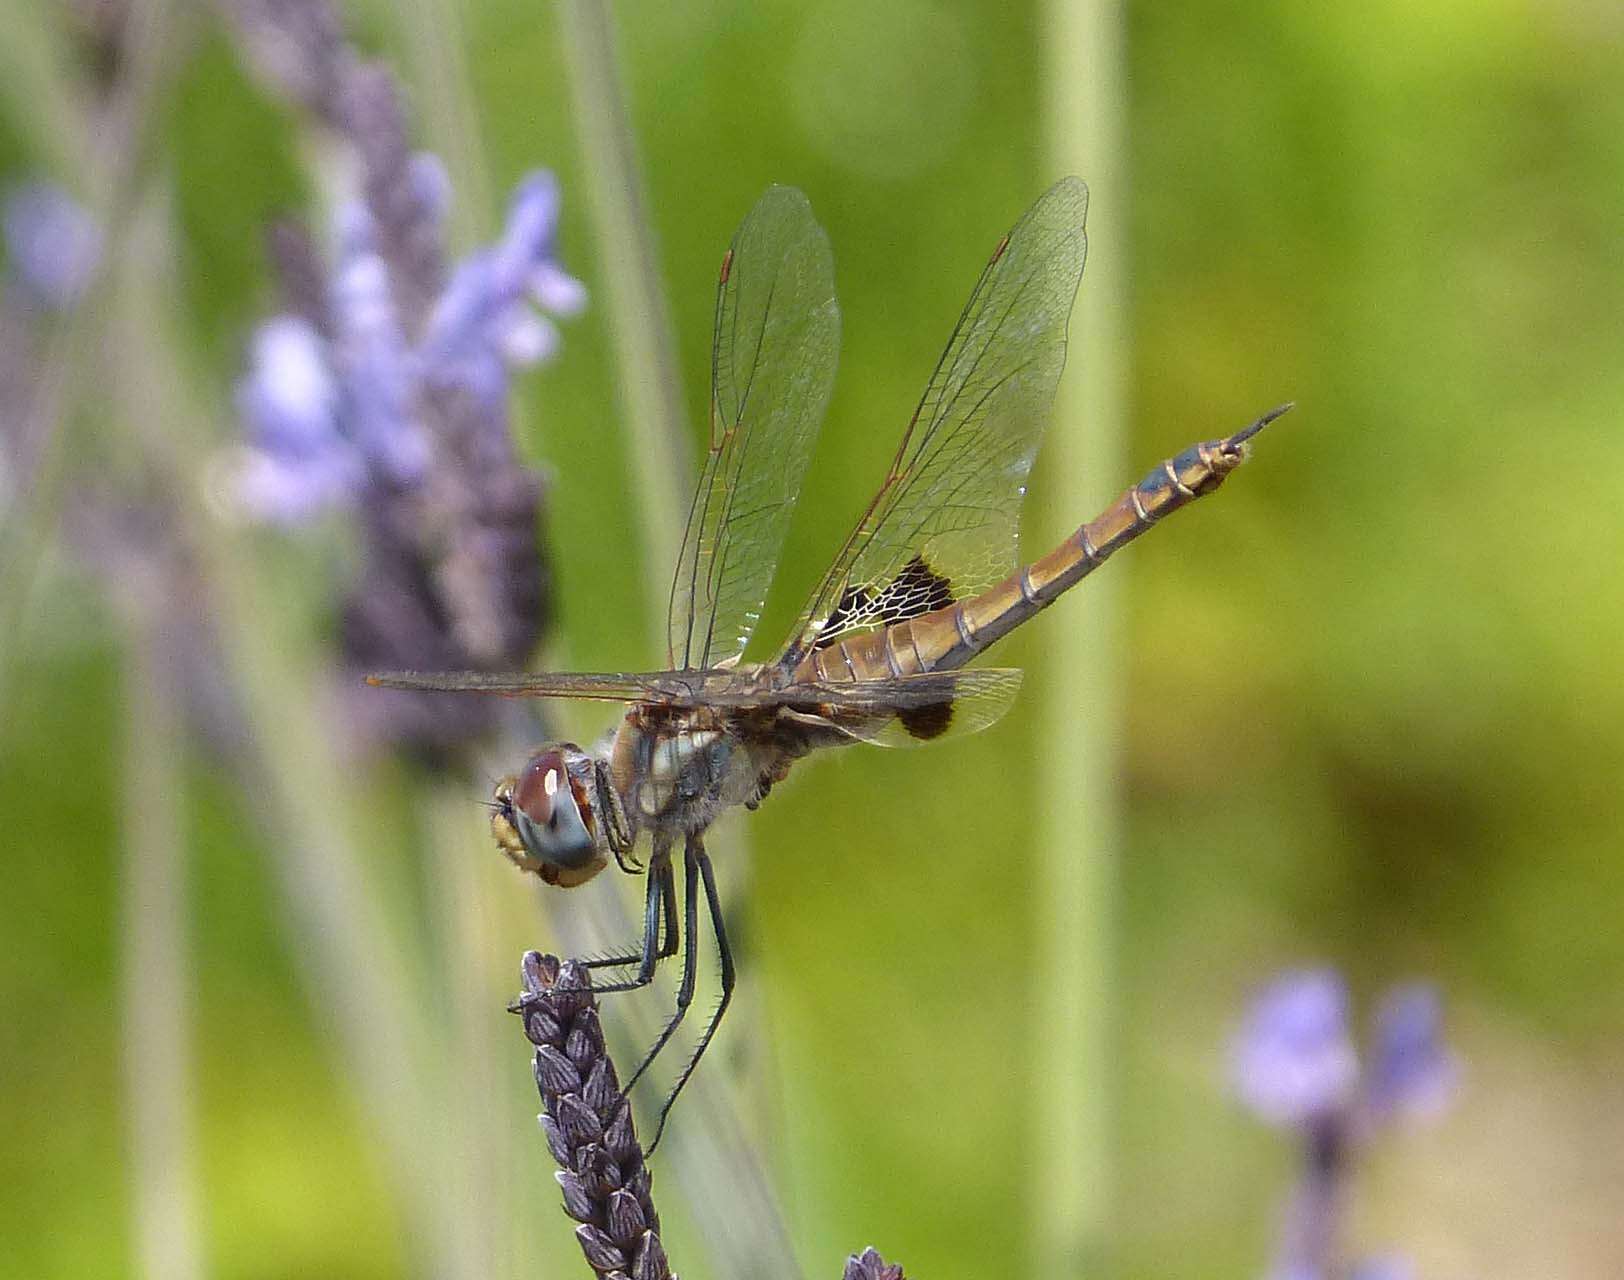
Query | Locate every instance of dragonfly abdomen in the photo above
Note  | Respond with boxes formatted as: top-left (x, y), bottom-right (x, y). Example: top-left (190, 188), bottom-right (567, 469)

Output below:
top-left (792, 410), bottom-right (1285, 686)
top-left (884, 430), bottom-right (1267, 677)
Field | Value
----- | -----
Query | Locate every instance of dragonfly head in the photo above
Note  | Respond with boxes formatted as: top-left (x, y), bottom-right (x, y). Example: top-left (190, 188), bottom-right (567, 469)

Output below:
top-left (491, 745), bottom-right (609, 888)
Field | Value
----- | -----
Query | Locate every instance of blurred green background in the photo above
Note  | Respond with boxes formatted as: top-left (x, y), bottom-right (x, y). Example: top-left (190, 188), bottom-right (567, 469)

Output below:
top-left (3, 1), bottom-right (1623, 1278)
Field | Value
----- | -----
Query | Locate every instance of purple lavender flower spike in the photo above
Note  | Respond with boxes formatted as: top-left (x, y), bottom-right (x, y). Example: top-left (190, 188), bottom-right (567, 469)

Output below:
top-left (234, 166), bottom-right (582, 525)
top-left (1232, 970), bottom-right (1359, 1126)
top-left (1364, 984), bottom-right (1459, 1124)
top-left (2, 183), bottom-right (102, 309)
top-left (222, 1), bottom-right (566, 754)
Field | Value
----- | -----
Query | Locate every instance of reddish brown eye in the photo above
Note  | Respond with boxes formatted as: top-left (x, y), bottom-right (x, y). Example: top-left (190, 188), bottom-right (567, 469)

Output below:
top-left (513, 749), bottom-right (569, 826)
top-left (495, 744), bottom-right (605, 888)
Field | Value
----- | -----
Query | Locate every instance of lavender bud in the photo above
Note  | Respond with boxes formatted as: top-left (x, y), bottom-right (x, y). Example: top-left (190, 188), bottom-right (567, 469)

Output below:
top-left (1231, 970), bottom-right (1358, 1126)
top-left (2, 182), bottom-right (101, 309)
top-left (513, 955), bottom-right (674, 1277)
top-left (230, 317), bottom-right (363, 523)
top-left (632, 1230), bottom-right (670, 1280)
top-left (530, 260), bottom-right (588, 316)
top-left (539, 1113), bottom-right (573, 1167)
top-left (576, 1225), bottom-right (628, 1273)
top-left (1364, 984), bottom-right (1458, 1124)
top-left (603, 1104), bottom-right (639, 1164)
top-left (584, 1057), bottom-right (623, 1117)
top-left (419, 170), bottom-right (584, 409)
top-left (566, 1019), bottom-right (602, 1071)
top-left (605, 1188), bottom-right (647, 1244)
top-left (407, 152), bottom-right (452, 228)
top-left (843, 1247), bottom-right (906, 1280)
top-left (525, 1008), bottom-right (564, 1046)
top-left (557, 1093), bottom-right (605, 1146)
top-left (536, 1044), bottom-right (584, 1095)
top-left (556, 1170), bottom-right (597, 1224)
top-left (329, 241), bottom-right (428, 485)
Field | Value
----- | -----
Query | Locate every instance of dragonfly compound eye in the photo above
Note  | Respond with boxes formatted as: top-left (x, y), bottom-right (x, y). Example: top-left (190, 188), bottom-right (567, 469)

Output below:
top-left (492, 746), bottom-right (608, 887)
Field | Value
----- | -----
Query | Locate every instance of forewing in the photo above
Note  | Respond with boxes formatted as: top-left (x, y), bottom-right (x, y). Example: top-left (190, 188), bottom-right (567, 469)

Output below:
top-left (366, 669), bottom-right (710, 704)
top-left (668, 186), bottom-right (839, 671)
top-left (780, 668), bottom-right (1024, 747)
top-left (782, 178), bottom-right (1088, 661)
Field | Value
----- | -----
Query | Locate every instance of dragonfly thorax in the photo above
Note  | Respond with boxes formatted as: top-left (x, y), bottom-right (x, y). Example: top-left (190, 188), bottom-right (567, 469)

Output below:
top-left (609, 705), bottom-right (777, 840)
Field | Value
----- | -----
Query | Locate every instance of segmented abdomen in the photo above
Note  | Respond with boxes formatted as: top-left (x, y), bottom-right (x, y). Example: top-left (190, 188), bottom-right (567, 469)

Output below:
top-left (792, 434), bottom-right (1250, 684)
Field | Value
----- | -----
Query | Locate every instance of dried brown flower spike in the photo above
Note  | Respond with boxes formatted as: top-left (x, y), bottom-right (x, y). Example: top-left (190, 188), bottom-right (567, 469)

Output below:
top-left (843, 1246), bottom-right (907, 1280)
top-left (514, 952), bottom-right (675, 1280)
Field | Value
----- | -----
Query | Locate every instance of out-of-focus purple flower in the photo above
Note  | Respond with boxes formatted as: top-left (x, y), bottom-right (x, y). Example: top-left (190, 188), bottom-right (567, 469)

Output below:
top-left (407, 152), bottom-right (452, 229)
top-left (231, 316), bottom-right (364, 523)
top-left (3, 183), bottom-right (102, 310)
top-left (329, 222), bottom-right (429, 485)
top-left (421, 171), bottom-right (586, 419)
top-left (1365, 985), bottom-right (1459, 1124)
top-left (231, 165), bottom-right (582, 524)
top-left (1239, 973), bottom-right (1456, 1280)
top-left (223, 6), bottom-right (566, 750)
top-left (1232, 970), bottom-right (1359, 1126)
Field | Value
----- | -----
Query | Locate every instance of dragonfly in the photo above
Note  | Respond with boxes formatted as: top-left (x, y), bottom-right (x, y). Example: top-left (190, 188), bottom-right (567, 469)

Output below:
top-left (371, 177), bottom-right (1290, 1148)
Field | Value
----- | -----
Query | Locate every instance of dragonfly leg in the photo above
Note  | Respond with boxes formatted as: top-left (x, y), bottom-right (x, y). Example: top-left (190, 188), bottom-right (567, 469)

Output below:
top-left (586, 849), bottom-right (678, 989)
top-left (594, 758), bottom-right (635, 856)
top-left (622, 842), bottom-right (702, 1098)
top-left (581, 857), bottom-right (680, 972)
top-left (646, 836), bottom-right (735, 1152)
top-left (613, 845), bottom-right (645, 875)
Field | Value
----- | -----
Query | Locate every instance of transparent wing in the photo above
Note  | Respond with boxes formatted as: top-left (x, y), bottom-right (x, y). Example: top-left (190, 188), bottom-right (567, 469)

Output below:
top-left (367, 665), bottom-right (1024, 740)
top-left (779, 178), bottom-right (1088, 662)
top-left (668, 185), bottom-right (840, 672)
top-left (366, 669), bottom-right (716, 705)
top-left (777, 668), bottom-right (1023, 747)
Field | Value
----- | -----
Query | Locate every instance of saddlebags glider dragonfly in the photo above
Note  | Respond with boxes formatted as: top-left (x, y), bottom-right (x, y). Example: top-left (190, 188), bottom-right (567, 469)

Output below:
top-left (371, 177), bottom-right (1290, 1147)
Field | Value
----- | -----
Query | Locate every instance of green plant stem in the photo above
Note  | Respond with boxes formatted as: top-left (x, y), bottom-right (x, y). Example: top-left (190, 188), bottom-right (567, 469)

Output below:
top-left (1038, 0), bottom-right (1128, 1273)
top-left (425, 782), bottom-right (514, 1280)
top-left (121, 603), bottom-right (205, 1280)
top-left (0, 0), bottom-right (176, 709)
top-left (556, 0), bottom-right (693, 646)
top-left (396, 0), bottom-right (492, 242)
top-left (391, 8), bottom-right (519, 1273)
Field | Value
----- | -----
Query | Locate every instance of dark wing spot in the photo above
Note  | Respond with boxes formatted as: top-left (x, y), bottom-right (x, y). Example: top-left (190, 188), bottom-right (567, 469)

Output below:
top-left (887, 555), bottom-right (955, 619)
top-left (816, 556), bottom-right (955, 649)
top-left (897, 699), bottom-right (954, 740)
top-left (815, 583), bottom-right (874, 649)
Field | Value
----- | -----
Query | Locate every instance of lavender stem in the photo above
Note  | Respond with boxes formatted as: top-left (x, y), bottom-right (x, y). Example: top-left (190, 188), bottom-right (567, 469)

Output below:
top-left (556, 0), bottom-right (693, 641)
top-left (120, 600), bottom-right (206, 1280)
